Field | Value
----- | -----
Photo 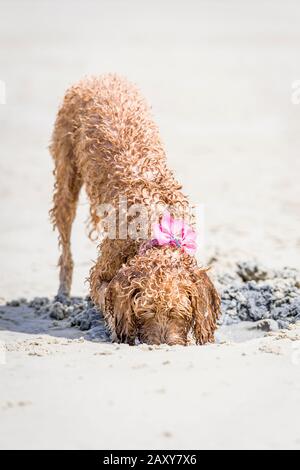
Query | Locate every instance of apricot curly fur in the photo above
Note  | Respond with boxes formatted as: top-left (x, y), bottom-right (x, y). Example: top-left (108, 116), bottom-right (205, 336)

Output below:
top-left (50, 74), bottom-right (220, 345)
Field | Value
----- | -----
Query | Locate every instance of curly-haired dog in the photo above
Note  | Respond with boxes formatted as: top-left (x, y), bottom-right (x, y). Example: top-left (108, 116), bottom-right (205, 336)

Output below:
top-left (50, 74), bottom-right (220, 345)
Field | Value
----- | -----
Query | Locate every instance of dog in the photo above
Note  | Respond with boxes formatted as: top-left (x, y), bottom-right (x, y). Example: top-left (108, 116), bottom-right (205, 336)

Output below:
top-left (50, 74), bottom-right (220, 345)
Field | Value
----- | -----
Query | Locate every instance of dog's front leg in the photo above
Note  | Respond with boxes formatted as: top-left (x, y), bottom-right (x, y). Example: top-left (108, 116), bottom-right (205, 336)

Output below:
top-left (98, 281), bottom-right (109, 312)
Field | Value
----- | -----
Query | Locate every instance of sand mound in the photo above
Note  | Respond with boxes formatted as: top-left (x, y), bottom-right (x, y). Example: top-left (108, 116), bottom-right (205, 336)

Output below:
top-left (218, 262), bottom-right (300, 330)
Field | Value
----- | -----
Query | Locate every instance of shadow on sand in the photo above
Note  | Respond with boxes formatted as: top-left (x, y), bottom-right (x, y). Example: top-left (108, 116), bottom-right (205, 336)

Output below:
top-left (0, 297), bottom-right (110, 343)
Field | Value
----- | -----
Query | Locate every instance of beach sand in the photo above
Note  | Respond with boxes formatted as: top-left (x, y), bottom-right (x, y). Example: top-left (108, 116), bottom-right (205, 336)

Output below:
top-left (0, 0), bottom-right (300, 449)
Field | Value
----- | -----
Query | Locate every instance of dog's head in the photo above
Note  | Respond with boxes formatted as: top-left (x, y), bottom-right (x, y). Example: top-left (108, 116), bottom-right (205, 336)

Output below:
top-left (104, 246), bottom-right (220, 345)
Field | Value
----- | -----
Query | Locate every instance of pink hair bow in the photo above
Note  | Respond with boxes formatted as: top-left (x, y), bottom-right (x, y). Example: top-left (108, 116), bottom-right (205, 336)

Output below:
top-left (152, 211), bottom-right (197, 255)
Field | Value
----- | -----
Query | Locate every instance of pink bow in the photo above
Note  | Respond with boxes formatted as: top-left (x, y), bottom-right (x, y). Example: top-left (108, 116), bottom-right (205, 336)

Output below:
top-left (152, 211), bottom-right (197, 255)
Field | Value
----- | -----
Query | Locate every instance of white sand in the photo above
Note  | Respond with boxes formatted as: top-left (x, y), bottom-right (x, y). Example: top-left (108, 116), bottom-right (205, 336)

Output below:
top-left (0, 0), bottom-right (300, 450)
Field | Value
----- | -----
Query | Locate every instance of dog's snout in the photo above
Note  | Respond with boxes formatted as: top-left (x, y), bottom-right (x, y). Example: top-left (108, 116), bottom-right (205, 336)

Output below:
top-left (165, 334), bottom-right (186, 346)
top-left (140, 326), bottom-right (186, 346)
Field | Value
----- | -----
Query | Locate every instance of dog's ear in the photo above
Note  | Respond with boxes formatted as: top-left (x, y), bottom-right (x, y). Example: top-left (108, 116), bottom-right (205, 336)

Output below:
top-left (189, 269), bottom-right (221, 345)
top-left (105, 269), bottom-right (139, 345)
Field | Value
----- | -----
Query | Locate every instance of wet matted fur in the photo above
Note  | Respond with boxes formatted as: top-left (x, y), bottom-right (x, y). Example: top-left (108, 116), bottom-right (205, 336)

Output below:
top-left (50, 74), bottom-right (220, 345)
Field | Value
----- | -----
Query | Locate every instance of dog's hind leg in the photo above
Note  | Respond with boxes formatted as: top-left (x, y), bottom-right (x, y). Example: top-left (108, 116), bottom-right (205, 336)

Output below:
top-left (50, 119), bottom-right (82, 298)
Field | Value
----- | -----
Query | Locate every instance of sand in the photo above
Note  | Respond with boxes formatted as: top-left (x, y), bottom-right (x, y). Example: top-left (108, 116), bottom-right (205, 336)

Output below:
top-left (0, 0), bottom-right (300, 450)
